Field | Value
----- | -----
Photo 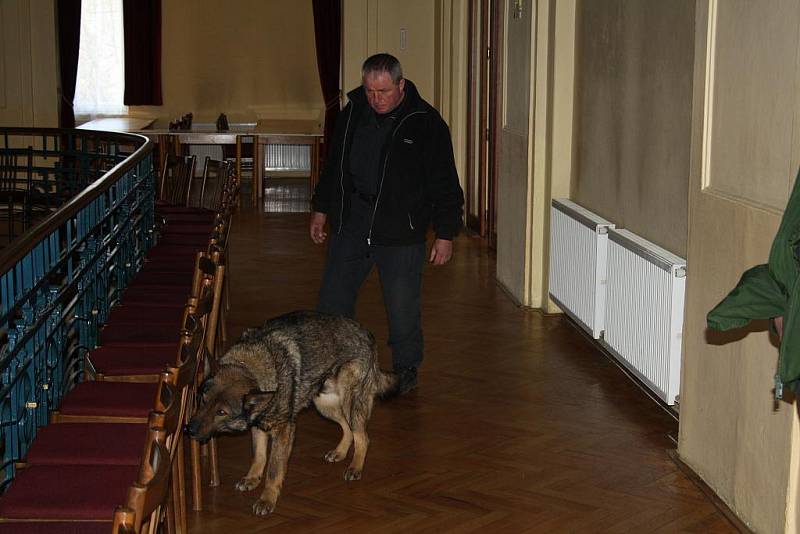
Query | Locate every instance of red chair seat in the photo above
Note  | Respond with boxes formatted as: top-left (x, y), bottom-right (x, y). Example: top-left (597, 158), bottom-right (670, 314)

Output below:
top-left (25, 423), bottom-right (145, 466)
top-left (100, 321), bottom-right (180, 346)
top-left (157, 205), bottom-right (210, 215)
top-left (0, 464), bottom-right (138, 520)
top-left (163, 213), bottom-right (216, 225)
top-left (106, 304), bottom-right (185, 326)
top-left (118, 286), bottom-right (188, 307)
top-left (89, 345), bottom-right (177, 376)
top-left (126, 270), bottom-right (194, 288)
top-left (146, 245), bottom-right (204, 263)
top-left (157, 235), bottom-right (211, 247)
top-left (58, 382), bottom-right (157, 419)
top-left (162, 223), bottom-right (215, 235)
top-left (0, 521), bottom-right (111, 533)
top-left (142, 255), bottom-right (199, 274)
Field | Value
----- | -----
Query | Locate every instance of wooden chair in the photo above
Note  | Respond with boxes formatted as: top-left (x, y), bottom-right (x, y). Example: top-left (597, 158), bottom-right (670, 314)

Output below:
top-left (0, 407), bottom-right (171, 527)
top-left (89, 259), bottom-right (222, 383)
top-left (47, 337), bottom-right (200, 533)
top-left (114, 369), bottom-right (192, 534)
top-left (114, 423), bottom-right (170, 534)
top-left (197, 157), bottom-right (230, 212)
top-left (158, 154), bottom-right (196, 206)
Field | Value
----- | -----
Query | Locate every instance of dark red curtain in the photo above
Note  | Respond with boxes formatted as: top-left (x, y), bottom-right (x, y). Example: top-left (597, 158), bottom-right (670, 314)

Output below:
top-left (312, 0), bottom-right (342, 161)
top-left (57, 0), bottom-right (81, 128)
top-left (122, 0), bottom-right (163, 105)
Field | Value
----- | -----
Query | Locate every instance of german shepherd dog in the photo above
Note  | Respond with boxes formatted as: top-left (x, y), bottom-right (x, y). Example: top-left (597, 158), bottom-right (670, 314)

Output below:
top-left (186, 311), bottom-right (399, 516)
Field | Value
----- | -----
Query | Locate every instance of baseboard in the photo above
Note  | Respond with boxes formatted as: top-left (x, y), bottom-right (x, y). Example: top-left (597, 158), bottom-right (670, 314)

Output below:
top-left (666, 450), bottom-right (754, 534)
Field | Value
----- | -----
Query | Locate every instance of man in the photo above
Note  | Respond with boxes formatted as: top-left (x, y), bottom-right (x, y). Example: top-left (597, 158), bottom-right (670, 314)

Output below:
top-left (310, 53), bottom-right (464, 395)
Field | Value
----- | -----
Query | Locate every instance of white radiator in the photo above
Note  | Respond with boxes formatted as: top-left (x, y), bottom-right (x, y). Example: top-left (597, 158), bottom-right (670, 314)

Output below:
top-left (603, 229), bottom-right (686, 405)
top-left (264, 144), bottom-right (311, 173)
top-left (188, 144), bottom-right (311, 175)
top-left (549, 199), bottom-right (615, 339)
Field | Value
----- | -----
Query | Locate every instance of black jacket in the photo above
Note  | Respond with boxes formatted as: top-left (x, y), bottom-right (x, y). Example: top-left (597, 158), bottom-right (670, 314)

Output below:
top-left (312, 79), bottom-right (464, 246)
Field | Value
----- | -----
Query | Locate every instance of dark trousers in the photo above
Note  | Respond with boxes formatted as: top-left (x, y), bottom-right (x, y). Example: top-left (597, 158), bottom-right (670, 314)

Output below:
top-left (317, 231), bottom-right (426, 371)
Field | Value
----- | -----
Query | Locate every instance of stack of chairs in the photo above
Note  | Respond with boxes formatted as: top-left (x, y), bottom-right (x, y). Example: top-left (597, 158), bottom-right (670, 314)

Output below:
top-left (0, 157), bottom-right (238, 533)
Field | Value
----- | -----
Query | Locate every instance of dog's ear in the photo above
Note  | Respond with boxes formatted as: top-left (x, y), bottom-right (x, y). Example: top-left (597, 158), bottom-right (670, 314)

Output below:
top-left (197, 377), bottom-right (215, 402)
top-left (242, 390), bottom-right (274, 424)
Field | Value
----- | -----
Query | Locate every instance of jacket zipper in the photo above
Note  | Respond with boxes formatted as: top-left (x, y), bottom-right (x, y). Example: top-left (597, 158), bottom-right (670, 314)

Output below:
top-left (367, 110), bottom-right (427, 246)
top-left (336, 106), bottom-right (354, 235)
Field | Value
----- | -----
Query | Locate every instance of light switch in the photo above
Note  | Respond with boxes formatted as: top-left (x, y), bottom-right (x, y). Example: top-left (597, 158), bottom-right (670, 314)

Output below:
top-left (400, 28), bottom-right (407, 50)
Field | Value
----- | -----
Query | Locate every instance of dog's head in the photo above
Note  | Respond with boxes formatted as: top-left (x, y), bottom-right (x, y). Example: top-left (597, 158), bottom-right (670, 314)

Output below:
top-left (185, 368), bottom-right (260, 442)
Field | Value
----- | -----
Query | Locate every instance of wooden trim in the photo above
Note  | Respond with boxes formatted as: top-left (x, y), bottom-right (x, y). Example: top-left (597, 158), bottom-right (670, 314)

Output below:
top-left (478, 0), bottom-right (489, 238)
top-left (465, 0), bottom-right (477, 233)
top-left (667, 450), bottom-right (754, 534)
top-left (487, 0), bottom-right (504, 250)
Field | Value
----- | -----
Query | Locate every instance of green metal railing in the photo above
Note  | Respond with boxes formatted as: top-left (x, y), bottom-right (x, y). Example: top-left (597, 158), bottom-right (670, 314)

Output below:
top-left (0, 128), bottom-right (154, 487)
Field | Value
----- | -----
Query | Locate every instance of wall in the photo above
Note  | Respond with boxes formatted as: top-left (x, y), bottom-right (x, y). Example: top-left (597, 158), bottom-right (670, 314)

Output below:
top-left (680, 1), bottom-right (800, 532)
top-left (571, 0), bottom-right (695, 257)
top-left (341, 0), bottom-right (468, 199)
top-left (130, 0), bottom-right (323, 124)
top-left (341, 0), bottom-right (435, 103)
top-left (0, 0), bottom-right (59, 128)
top-left (492, 0), bottom-right (575, 309)
top-left (495, 0), bottom-right (533, 302)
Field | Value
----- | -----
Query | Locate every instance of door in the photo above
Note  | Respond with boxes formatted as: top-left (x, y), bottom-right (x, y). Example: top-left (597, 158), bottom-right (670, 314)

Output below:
top-left (679, 2), bottom-right (800, 532)
top-left (466, 0), bottom-right (502, 247)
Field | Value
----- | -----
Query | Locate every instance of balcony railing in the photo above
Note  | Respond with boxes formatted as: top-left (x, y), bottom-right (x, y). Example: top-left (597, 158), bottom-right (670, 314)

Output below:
top-left (0, 127), bottom-right (154, 487)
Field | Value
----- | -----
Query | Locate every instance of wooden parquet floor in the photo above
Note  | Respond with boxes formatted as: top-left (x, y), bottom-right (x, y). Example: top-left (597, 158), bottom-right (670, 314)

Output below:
top-left (187, 208), bottom-right (738, 533)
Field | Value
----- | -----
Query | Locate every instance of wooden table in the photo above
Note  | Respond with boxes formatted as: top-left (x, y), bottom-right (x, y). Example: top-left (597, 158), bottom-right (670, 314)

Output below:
top-left (78, 119), bottom-right (323, 207)
top-left (247, 120), bottom-right (322, 207)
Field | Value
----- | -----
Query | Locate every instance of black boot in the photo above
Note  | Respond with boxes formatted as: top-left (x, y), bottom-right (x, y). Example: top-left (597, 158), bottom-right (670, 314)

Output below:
top-left (396, 367), bottom-right (418, 395)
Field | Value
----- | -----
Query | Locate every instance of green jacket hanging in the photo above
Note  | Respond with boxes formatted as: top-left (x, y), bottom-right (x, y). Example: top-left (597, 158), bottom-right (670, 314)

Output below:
top-left (707, 169), bottom-right (800, 397)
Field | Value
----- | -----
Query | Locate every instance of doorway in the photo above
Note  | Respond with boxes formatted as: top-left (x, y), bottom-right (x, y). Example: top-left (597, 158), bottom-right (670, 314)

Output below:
top-left (466, 0), bottom-right (503, 249)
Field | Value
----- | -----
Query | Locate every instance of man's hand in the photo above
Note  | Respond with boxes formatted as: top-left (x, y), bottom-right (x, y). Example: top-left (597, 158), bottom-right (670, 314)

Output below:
top-left (310, 212), bottom-right (328, 244)
top-left (429, 238), bottom-right (453, 265)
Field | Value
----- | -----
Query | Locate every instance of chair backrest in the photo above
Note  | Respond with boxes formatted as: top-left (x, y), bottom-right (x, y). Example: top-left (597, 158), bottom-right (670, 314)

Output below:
top-left (124, 424), bottom-right (171, 533)
top-left (199, 158), bottom-right (230, 211)
top-left (158, 154), bottom-right (196, 205)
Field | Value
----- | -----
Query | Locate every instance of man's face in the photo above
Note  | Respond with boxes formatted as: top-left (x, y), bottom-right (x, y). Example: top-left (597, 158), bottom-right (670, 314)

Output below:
top-left (363, 71), bottom-right (405, 114)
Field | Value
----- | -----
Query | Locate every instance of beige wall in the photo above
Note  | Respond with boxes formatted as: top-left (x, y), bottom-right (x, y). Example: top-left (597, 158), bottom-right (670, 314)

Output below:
top-left (342, 0), bottom-right (436, 103)
top-left (680, 1), bottom-right (800, 532)
top-left (493, 0), bottom-right (575, 309)
top-left (495, 0), bottom-right (533, 302)
top-left (341, 0), bottom-right (468, 199)
top-left (0, 0), bottom-right (59, 128)
top-left (571, 0), bottom-right (695, 258)
top-left (130, 0), bottom-right (323, 124)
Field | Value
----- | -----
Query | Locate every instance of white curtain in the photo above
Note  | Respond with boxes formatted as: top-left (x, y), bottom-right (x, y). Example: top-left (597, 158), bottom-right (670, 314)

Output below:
top-left (73, 0), bottom-right (127, 117)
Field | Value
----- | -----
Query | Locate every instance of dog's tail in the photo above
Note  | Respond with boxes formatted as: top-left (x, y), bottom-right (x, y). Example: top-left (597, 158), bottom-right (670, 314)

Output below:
top-left (376, 368), bottom-right (402, 399)
top-left (365, 334), bottom-right (401, 399)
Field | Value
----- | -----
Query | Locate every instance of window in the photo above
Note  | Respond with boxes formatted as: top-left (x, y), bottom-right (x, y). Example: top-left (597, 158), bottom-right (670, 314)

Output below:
top-left (73, 0), bottom-right (127, 117)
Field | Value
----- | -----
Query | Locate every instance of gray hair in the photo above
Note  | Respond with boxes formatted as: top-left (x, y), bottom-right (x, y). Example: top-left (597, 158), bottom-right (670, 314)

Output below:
top-left (361, 53), bottom-right (403, 84)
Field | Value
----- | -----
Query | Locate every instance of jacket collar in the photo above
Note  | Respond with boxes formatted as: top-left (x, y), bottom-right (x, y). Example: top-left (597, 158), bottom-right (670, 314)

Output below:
top-left (346, 78), bottom-right (425, 117)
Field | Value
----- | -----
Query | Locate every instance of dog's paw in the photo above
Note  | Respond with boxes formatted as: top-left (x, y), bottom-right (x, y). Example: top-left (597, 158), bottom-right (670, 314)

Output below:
top-left (324, 449), bottom-right (346, 463)
top-left (235, 476), bottom-right (261, 492)
top-left (343, 467), bottom-right (362, 481)
top-left (252, 498), bottom-right (276, 516)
